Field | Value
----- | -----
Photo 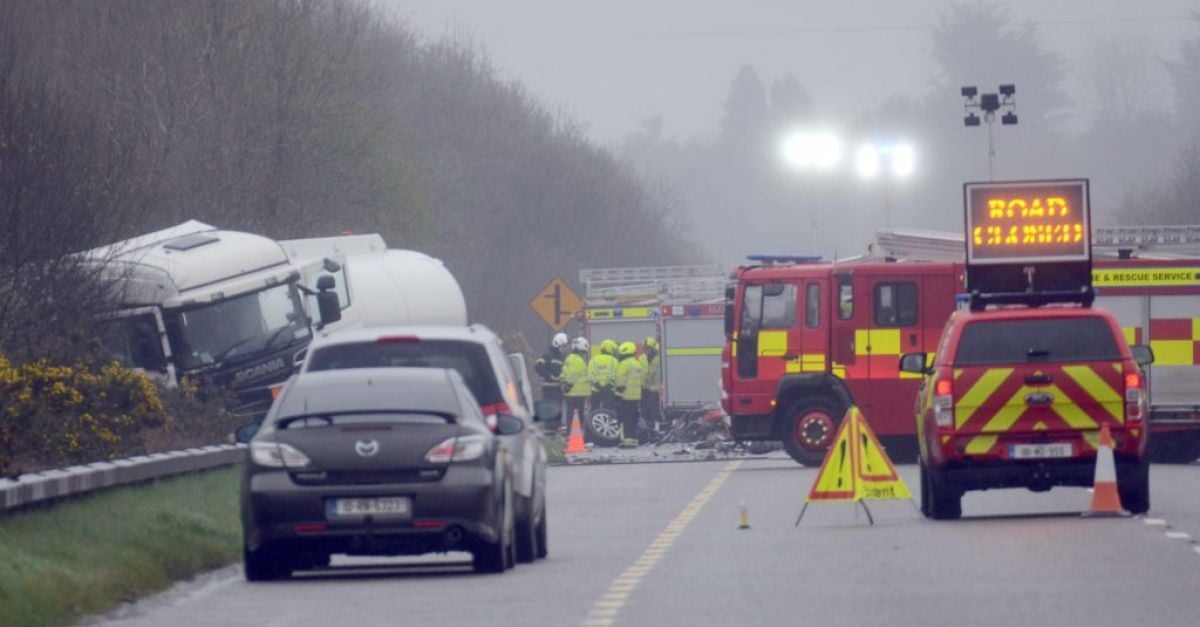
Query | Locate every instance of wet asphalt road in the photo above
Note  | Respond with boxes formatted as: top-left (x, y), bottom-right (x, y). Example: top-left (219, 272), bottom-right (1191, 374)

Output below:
top-left (90, 455), bottom-right (1200, 627)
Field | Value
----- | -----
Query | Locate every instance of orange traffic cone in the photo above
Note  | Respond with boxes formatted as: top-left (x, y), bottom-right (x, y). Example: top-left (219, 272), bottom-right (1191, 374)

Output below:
top-left (1083, 423), bottom-right (1126, 517)
top-left (565, 409), bottom-right (587, 454)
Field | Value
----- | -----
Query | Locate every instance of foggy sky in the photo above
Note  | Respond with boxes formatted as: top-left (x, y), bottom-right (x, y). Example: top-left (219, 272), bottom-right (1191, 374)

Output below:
top-left (392, 0), bottom-right (1198, 142)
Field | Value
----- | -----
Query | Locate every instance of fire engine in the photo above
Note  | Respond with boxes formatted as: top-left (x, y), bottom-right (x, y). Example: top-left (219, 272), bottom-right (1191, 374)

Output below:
top-left (578, 265), bottom-right (726, 443)
top-left (722, 210), bottom-right (1200, 466)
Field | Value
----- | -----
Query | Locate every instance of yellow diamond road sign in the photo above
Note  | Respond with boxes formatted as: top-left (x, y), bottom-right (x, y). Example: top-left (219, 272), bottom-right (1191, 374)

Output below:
top-left (530, 277), bottom-right (583, 331)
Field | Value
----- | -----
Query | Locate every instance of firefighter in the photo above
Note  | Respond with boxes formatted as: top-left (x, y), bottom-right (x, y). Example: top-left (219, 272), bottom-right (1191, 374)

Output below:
top-left (534, 332), bottom-right (568, 430)
top-left (640, 336), bottom-right (663, 434)
top-left (560, 336), bottom-right (591, 439)
top-left (615, 341), bottom-right (646, 445)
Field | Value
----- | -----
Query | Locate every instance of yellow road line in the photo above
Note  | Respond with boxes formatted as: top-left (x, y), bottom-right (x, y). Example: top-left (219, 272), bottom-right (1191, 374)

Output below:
top-left (582, 461), bottom-right (742, 626)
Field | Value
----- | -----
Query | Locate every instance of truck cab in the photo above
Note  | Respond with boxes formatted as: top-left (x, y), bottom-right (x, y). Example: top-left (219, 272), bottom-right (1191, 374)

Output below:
top-left (87, 221), bottom-right (329, 418)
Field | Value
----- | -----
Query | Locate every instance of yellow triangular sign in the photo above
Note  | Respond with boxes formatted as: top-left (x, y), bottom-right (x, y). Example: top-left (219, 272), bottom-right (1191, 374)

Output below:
top-left (807, 406), bottom-right (911, 502)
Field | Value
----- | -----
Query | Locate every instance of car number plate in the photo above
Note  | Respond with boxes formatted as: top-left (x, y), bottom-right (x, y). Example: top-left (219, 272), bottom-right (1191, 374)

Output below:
top-left (327, 496), bottom-right (411, 518)
top-left (1009, 443), bottom-right (1073, 459)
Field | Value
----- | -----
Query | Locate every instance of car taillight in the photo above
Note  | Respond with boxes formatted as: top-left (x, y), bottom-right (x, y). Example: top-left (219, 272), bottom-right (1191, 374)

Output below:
top-left (424, 435), bottom-right (487, 463)
top-left (250, 442), bottom-right (313, 468)
top-left (933, 378), bottom-right (954, 428)
top-left (480, 401), bottom-right (511, 431)
top-left (1125, 371), bottom-right (1145, 421)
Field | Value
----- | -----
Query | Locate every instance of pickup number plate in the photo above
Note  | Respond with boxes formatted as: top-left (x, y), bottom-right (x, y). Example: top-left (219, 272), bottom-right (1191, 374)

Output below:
top-left (326, 496), bottom-right (411, 518)
top-left (1009, 443), bottom-right (1073, 459)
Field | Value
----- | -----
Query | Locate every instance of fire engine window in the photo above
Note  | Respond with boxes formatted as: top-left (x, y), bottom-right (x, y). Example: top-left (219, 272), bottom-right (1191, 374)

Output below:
top-left (761, 284), bottom-right (797, 329)
top-left (874, 282), bottom-right (918, 327)
top-left (805, 283), bottom-right (820, 329)
top-left (741, 285), bottom-right (763, 333)
top-left (837, 281), bottom-right (853, 320)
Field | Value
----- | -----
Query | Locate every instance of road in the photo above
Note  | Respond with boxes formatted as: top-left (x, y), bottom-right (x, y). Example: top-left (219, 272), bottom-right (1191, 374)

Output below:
top-left (91, 456), bottom-right (1200, 627)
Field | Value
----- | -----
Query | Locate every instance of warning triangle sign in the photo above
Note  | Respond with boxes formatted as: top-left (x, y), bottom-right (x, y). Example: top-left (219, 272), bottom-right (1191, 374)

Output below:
top-left (806, 406), bottom-right (911, 503)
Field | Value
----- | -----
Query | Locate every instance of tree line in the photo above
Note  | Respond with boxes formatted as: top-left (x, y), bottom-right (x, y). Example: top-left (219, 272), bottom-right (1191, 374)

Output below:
top-left (0, 0), bottom-right (696, 363)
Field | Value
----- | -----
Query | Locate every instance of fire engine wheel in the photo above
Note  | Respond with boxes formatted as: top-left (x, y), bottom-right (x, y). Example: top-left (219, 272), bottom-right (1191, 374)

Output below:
top-left (585, 408), bottom-right (622, 447)
top-left (922, 462), bottom-right (962, 520)
top-left (780, 398), bottom-right (844, 467)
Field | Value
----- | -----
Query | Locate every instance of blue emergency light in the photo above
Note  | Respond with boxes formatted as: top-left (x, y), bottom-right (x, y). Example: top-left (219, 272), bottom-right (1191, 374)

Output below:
top-left (746, 254), bottom-right (823, 264)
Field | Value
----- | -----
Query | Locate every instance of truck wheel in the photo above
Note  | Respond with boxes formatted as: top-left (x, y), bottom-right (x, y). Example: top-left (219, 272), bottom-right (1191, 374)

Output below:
top-left (923, 462), bottom-right (962, 520)
top-left (1118, 458), bottom-right (1151, 515)
top-left (780, 398), bottom-right (845, 466)
top-left (918, 461), bottom-right (932, 517)
top-left (585, 407), bottom-right (622, 447)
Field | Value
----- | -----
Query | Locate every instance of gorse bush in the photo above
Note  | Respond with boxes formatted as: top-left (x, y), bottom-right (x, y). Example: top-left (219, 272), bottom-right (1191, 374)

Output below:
top-left (0, 354), bottom-right (168, 474)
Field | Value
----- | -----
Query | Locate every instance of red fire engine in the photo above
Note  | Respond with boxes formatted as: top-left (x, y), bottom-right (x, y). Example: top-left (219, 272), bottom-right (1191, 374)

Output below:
top-left (722, 218), bottom-right (1200, 466)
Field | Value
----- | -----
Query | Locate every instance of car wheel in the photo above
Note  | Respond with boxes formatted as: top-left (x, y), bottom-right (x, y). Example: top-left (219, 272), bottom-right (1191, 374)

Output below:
top-left (515, 494), bottom-right (538, 564)
top-left (535, 499), bottom-right (548, 559)
top-left (1118, 458), bottom-right (1151, 515)
top-left (924, 463), bottom-right (962, 520)
top-left (586, 407), bottom-right (622, 447)
top-left (919, 461), bottom-right (932, 517)
top-left (473, 480), bottom-right (514, 574)
top-left (243, 543), bottom-right (290, 582)
top-left (780, 398), bottom-right (845, 466)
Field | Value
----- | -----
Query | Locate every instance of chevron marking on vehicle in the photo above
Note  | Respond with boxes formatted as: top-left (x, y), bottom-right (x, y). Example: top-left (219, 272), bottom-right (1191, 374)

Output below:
top-left (954, 368), bottom-right (1014, 428)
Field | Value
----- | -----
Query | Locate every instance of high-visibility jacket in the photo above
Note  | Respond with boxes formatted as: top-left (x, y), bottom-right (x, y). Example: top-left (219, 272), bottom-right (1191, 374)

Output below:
top-left (641, 351), bottom-right (662, 392)
top-left (616, 355), bottom-right (646, 401)
top-left (588, 353), bottom-right (619, 390)
top-left (561, 352), bottom-right (591, 397)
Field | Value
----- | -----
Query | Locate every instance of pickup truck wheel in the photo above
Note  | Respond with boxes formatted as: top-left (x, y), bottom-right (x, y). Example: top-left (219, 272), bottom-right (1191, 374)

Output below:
top-left (1118, 459), bottom-right (1151, 515)
top-left (924, 463), bottom-right (962, 520)
top-left (780, 398), bottom-right (844, 466)
top-left (585, 408), bottom-right (622, 447)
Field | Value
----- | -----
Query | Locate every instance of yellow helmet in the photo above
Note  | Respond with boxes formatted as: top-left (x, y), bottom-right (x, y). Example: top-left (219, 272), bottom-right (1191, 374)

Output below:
top-left (618, 341), bottom-right (637, 357)
top-left (601, 339), bottom-right (618, 355)
top-left (644, 336), bottom-right (659, 350)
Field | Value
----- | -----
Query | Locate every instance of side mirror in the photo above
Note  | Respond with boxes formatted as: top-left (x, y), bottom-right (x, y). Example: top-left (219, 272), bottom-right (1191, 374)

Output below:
top-left (723, 286), bottom-right (735, 337)
top-left (495, 414), bottom-right (525, 436)
top-left (1130, 344), bottom-right (1155, 367)
top-left (533, 400), bottom-right (561, 423)
top-left (293, 349), bottom-right (307, 368)
top-left (899, 352), bottom-right (931, 375)
top-left (234, 422), bottom-right (260, 444)
top-left (316, 290), bottom-right (341, 326)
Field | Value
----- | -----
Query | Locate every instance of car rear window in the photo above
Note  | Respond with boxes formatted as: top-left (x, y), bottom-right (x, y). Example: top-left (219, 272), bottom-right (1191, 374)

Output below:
top-left (307, 340), bottom-right (502, 405)
top-left (953, 317), bottom-right (1121, 366)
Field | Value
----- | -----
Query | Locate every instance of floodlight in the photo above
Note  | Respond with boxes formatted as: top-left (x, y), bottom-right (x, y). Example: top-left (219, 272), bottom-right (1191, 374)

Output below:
top-left (812, 132), bottom-right (842, 170)
top-left (964, 114), bottom-right (981, 127)
top-left (891, 143), bottom-right (915, 178)
top-left (1001, 112), bottom-right (1018, 125)
top-left (980, 93), bottom-right (1000, 112)
top-left (961, 86), bottom-right (977, 98)
top-left (855, 144), bottom-right (881, 178)
top-left (999, 84), bottom-right (1015, 96)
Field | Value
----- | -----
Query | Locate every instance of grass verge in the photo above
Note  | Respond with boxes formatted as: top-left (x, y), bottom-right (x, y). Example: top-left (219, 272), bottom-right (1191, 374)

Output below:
top-left (543, 434), bottom-right (566, 464)
top-left (0, 466), bottom-right (241, 627)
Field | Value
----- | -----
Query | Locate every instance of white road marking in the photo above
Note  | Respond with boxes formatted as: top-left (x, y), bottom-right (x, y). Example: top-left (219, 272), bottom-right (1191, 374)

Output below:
top-left (581, 461), bottom-right (742, 627)
top-left (1143, 518), bottom-right (1167, 526)
top-left (1165, 531), bottom-right (1192, 540)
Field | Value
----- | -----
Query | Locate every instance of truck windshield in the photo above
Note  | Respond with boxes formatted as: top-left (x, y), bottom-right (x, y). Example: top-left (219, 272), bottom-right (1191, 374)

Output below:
top-left (165, 283), bottom-right (310, 371)
top-left (953, 317), bottom-right (1121, 366)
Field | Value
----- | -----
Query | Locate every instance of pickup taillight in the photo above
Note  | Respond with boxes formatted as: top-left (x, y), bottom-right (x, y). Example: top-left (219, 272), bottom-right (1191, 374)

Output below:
top-left (933, 377), bottom-right (954, 429)
top-left (1124, 371), bottom-right (1146, 422)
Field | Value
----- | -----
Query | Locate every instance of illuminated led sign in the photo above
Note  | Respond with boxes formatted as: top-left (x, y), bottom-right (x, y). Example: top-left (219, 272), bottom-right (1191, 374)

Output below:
top-left (964, 179), bottom-right (1090, 264)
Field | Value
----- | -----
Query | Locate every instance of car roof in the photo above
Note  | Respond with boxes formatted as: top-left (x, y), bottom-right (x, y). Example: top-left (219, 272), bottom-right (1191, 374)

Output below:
top-left (309, 324), bottom-right (498, 349)
top-left (954, 305), bottom-right (1116, 323)
top-left (274, 367), bottom-right (465, 418)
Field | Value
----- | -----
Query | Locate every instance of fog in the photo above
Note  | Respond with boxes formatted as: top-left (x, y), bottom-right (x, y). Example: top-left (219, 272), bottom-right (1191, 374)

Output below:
top-left (393, 0), bottom-right (1200, 265)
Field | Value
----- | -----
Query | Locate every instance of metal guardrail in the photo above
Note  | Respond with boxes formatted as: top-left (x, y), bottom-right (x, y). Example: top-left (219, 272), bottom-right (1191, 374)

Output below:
top-left (0, 444), bottom-right (244, 513)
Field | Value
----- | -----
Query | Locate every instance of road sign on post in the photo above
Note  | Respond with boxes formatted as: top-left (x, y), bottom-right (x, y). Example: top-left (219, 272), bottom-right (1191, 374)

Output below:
top-left (530, 277), bottom-right (583, 331)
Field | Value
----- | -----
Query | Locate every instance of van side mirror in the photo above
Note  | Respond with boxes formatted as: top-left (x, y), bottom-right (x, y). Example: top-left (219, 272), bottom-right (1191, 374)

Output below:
top-left (724, 286), bottom-right (735, 337)
top-left (233, 422), bottom-right (260, 444)
top-left (1130, 345), bottom-right (1154, 367)
top-left (496, 414), bottom-right (525, 435)
top-left (899, 352), bottom-right (931, 375)
top-left (533, 400), bottom-right (561, 423)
